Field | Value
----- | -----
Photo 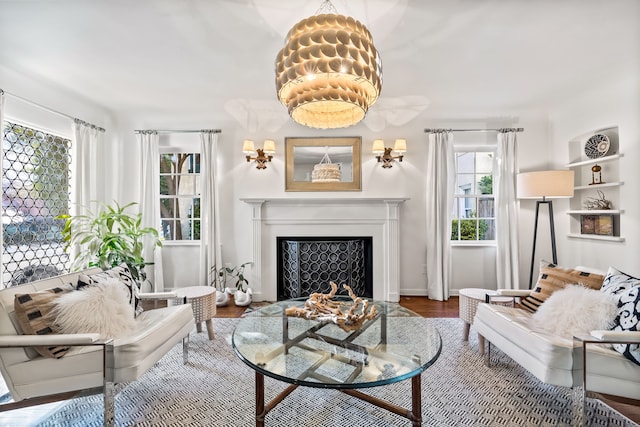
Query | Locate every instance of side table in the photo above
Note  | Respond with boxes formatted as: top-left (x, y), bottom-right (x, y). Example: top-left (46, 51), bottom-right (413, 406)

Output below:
top-left (175, 286), bottom-right (216, 340)
top-left (459, 288), bottom-right (513, 354)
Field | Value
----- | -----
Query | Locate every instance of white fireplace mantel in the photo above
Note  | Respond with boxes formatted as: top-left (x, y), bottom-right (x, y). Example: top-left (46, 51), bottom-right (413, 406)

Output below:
top-left (240, 197), bottom-right (408, 302)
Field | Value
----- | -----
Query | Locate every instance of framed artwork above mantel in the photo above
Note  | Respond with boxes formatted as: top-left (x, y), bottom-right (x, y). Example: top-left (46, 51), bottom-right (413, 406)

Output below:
top-left (285, 136), bottom-right (362, 192)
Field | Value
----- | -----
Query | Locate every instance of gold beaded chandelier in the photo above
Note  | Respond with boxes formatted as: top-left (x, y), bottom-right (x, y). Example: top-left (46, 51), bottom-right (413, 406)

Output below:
top-left (275, 0), bottom-right (382, 129)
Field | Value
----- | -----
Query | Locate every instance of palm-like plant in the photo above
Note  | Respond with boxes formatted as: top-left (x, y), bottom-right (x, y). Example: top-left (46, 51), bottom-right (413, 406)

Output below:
top-left (58, 201), bottom-right (162, 284)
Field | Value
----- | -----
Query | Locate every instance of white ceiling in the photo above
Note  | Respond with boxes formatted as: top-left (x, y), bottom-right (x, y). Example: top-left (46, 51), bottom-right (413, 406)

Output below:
top-left (0, 0), bottom-right (638, 131)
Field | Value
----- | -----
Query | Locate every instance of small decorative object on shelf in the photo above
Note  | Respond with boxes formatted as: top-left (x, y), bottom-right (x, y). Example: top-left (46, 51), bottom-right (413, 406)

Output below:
top-left (285, 281), bottom-right (378, 332)
top-left (583, 190), bottom-right (612, 210)
top-left (584, 133), bottom-right (611, 159)
top-left (590, 164), bottom-right (604, 185)
top-left (581, 214), bottom-right (613, 236)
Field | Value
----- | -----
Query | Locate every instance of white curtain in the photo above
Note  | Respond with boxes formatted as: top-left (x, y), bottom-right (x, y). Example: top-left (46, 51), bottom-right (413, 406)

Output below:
top-left (495, 131), bottom-right (520, 289)
top-left (71, 119), bottom-right (102, 261)
top-left (199, 131), bottom-right (222, 287)
top-left (138, 131), bottom-right (164, 292)
top-left (72, 120), bottom-right (100, 213)
top-left (425, 131), bottom-right (455, 301)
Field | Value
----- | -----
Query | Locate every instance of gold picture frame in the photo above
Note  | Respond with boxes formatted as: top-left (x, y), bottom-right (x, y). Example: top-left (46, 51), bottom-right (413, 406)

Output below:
top-left (285, 136), bottom-right (362, 192)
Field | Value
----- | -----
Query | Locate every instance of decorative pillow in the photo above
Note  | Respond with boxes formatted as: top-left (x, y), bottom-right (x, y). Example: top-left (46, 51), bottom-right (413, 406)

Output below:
top-left (13, 284), bottom-right (75, 358)
top-left (532, 285), bottom-right (617, 338)
top-left (78, 263), bottom-right (142, 316)
top-left (520, 261), bottom-right (605, 313)
top-left (600, 267), bottom-right (640, 366)
top-left (52, 279), bottom-right (137, 339)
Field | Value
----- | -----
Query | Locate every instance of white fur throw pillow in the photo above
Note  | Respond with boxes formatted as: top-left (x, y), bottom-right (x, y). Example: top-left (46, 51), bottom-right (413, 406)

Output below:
top-left (532, 285), bottom-right (617, 338)
top-left (52, 279), bottom-right (137, 339)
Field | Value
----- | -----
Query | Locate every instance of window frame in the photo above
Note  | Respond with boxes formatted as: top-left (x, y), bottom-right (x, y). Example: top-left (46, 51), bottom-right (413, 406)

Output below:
top-left (159, 151), bottom-right (202, 243)
top-left (451, 146), bottom-right (497, 246)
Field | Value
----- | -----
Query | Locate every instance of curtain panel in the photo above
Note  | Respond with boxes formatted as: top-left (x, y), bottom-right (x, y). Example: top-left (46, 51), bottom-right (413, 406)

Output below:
top-left (495, 131), bottom-right (520, 289)
top-left (425, 131), bottom-right (455, 301)
top-left (138, 131), bottom-right (164, 292)
top-left (199, 131), bottom-right (222, 288)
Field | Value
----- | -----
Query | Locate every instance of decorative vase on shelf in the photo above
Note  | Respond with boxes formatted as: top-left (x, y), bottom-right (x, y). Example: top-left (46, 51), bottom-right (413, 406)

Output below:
top-left (234, 288), bottom-right (253, 307)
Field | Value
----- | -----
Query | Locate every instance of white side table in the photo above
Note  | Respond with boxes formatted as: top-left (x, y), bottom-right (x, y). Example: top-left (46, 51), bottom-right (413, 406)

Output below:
top-left (175, 286), bottom-right (217, 340)
top-left (459, 288), bottom-right (513, 354)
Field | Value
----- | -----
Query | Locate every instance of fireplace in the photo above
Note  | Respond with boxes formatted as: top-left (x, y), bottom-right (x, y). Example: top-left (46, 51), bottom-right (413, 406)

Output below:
top-left (277, 236), bottom-right (373, 300)
top-left (241, 197), bottom-right (407, 302)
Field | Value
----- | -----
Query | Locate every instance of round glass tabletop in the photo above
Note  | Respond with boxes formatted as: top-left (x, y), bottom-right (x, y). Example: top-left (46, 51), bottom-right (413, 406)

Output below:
top-left (232, 299), bottom-right (442, 389)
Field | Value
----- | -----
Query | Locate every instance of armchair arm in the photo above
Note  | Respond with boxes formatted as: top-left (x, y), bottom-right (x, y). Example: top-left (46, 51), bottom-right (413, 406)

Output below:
top-left (138, 291), bottom-right (178, 300)
top-left (0, 333), bottom-right (103, 348)
top-left (589, 330), bottom-right (640, 343)
top-left (495, 289), bottom-right (531, 297)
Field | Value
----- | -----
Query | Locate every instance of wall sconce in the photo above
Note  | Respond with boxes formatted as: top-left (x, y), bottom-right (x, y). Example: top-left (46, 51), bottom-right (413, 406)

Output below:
top-left (243, 139), bottom-right (275, 169)
top-left (373, 139), bottom-right (406, 168)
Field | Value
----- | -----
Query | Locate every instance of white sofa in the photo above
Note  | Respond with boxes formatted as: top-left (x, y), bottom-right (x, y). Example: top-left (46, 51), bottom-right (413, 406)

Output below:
top-left (0, 268), bottom-right (195, 426)
top-left (473, 265), bottom-right (640, 418)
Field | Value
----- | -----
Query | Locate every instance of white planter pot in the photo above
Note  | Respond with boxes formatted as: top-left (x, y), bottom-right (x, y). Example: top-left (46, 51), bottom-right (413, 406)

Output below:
top-left (234, 288), bottom-right (253, 306)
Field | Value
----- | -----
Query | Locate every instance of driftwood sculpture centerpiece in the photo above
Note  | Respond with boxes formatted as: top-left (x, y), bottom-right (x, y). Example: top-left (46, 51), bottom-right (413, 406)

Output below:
top-left (285, 281), bottom-right (378, 332)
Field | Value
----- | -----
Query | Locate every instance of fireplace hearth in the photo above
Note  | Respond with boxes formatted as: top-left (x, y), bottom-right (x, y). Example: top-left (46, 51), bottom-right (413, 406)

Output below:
top-left (277, 237), bottom-right (372, 300)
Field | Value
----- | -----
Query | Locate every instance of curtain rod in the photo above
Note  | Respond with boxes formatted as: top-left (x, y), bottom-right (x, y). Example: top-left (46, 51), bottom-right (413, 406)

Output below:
top-left (424, 127), bottom-right (524, 133)
top-left (0, 88), bottom-right (105, 132)
top-left (134, 129), bottom-right (222, 134)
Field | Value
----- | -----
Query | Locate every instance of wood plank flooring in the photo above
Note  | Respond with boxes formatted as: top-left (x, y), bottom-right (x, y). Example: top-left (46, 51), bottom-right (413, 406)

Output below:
top-left (217, 295), bottom-right (639, 424)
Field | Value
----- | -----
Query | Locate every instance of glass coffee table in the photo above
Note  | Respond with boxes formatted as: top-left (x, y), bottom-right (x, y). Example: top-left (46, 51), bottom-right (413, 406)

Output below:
top-left (232, 299), bottom-right (442, 426)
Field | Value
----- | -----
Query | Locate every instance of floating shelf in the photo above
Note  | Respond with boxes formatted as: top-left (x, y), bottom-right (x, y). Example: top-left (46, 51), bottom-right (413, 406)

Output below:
top-left (565, 153), bottom-right (623, 168)
top-left (574, 181), bottom-right (624, 191)
top-left (566, 209), bottom-right (624, 215)
top-left (567, 233), bottom-right (625, 242)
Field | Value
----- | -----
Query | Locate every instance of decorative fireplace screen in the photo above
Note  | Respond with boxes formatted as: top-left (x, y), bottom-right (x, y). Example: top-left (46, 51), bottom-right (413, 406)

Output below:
top-left (277, 237), bottom-right (372, 301)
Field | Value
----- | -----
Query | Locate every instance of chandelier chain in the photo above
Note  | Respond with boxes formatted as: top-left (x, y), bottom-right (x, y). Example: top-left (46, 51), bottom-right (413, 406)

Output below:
top-left (315, 0), bottom-right (338, 15)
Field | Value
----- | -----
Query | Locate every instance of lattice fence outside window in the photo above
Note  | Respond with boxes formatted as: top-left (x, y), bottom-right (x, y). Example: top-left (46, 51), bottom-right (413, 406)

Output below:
top-left (2, 121), bottom-right (71, 287)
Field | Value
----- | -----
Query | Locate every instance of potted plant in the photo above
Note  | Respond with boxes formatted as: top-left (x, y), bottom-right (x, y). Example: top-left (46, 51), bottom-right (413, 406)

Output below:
top-left (211, 262), bottom-right (253, 306)
top-left (57, 201), bottom-right (162, 287)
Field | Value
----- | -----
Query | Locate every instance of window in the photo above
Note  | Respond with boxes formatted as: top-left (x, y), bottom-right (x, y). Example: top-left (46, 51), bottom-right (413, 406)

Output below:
top-left (2, 121), bottom-right (71, 286)
top-left (159, 153), bottom-right (201, 241)
top-left (451, 151), bottom-right (495, 242)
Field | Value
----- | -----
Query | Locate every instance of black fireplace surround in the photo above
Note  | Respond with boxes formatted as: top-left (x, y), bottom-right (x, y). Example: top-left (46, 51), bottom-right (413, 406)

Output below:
top-left (276, 236), bottom-right (373, 301)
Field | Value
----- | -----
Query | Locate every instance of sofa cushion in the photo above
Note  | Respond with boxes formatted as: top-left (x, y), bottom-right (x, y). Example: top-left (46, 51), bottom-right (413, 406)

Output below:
top-left (532, 285), bottom-right (617, 338)
top-left (13, 284), bottom-right (75, 358)
top-left (78, 263), bottom-right (142, 316)
top-left (520, 261), bottom-right (605, 313)
top-left (52, 279), bottom-right (137, 339)
top-left (601, 267), bottom-right (640, 366)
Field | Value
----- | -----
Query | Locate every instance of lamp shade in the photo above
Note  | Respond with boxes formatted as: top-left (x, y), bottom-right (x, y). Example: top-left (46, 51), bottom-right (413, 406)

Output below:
top-left (263, 139), bottom-right (276, 154)
top-left (517, 170), bottom-right (575, 199)
top-left (393, 138), bottom-right (407, 153)
top-left (372, 139), bottom-right (385, 154)
top-left (242, 140), bottom-right (255, 154)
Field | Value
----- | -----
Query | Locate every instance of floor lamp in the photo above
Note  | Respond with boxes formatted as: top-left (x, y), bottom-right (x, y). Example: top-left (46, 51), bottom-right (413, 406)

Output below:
top-left (517, 170), bottom-right (574, 289)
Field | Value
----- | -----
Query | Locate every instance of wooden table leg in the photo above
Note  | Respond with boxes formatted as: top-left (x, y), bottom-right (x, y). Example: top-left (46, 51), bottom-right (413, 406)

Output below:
top-left (195, 322), bottom-right (202, 333)
top-left (256, 371), bottom-right (265, 427)
top-left (205, 319), bottom-right (215, 340)
top-left (411, 374), bottom-right (422, 426)
top-left (478, 334), bottom-right (485, 356)
top-left (462, 321), bottom-right (470, 341)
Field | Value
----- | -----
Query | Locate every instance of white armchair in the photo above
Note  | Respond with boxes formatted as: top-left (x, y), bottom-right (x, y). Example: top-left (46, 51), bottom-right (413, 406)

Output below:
top-left (0, 269), bottom-right (195, 427)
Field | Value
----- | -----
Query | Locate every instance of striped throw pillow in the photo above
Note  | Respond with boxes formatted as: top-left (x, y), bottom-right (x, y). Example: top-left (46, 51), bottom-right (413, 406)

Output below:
top-left (14, 284), bottom-right (74, 358)
top-left (520, 261), bottom-right (604, 313)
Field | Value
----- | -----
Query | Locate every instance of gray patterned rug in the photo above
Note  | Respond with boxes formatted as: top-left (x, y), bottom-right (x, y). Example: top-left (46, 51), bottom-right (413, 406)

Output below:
top-left (37, 318), bottom-right (637, 426)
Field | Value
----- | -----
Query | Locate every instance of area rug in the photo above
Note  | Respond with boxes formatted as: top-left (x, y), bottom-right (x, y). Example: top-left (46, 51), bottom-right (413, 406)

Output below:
top-left (37, 318), bottom-right (637, 427)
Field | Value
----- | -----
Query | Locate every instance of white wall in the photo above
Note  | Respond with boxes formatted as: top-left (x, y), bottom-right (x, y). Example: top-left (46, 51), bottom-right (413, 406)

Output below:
top-left (547, 75), bottom-right (640, 275)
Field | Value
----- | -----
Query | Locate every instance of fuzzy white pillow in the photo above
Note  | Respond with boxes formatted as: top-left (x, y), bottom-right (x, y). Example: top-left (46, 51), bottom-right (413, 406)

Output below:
top-left (52, 279), bottom-right (137, 339)
top-left (532, 284), bottom-right (617, 338)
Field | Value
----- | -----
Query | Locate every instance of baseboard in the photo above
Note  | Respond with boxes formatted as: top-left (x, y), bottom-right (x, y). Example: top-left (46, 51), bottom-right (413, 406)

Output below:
top-left (400, 289), bottom-right (460, 297)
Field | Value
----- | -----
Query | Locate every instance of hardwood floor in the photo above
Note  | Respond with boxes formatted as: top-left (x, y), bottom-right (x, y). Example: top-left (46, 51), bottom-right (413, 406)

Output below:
top-left (217, 295), bottom-right (640, 424)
